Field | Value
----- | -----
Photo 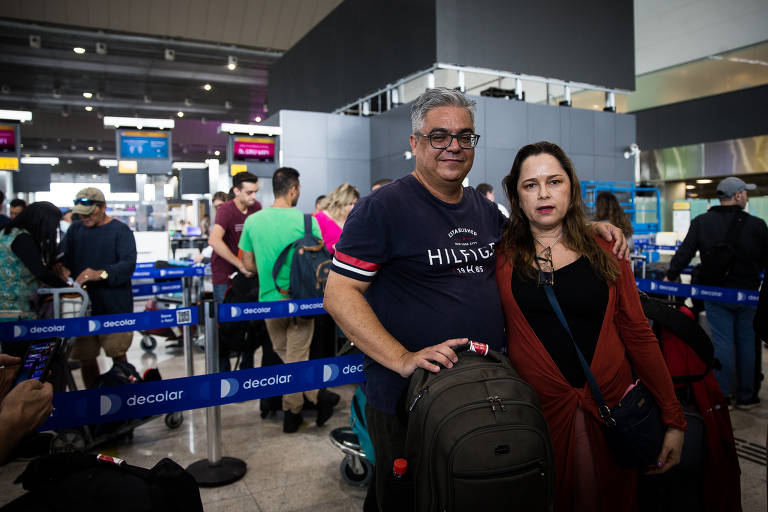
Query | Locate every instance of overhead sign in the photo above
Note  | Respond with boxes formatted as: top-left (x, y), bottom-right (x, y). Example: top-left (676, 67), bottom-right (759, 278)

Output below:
top-left (233, 136), bottom-right (275, 163)
top-left (120, 131), bottom-right (169, 159)
top-left (0, 124), bottom-right (16, 153)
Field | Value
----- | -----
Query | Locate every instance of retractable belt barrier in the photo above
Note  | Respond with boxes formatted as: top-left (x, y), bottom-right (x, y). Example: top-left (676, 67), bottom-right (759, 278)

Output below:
top-left (132, 280), bottom-right (183, 297)
top-left (132, 266), bottom-right (205, 279)
top-left (40, 353), bottom-right (365, 431)
top-left (636, 278), bottom-right (759, 306)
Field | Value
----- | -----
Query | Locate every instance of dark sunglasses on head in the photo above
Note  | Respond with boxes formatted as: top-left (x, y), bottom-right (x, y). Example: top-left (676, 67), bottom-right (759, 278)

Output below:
top-left (73, 198), bottom-right (103, 206)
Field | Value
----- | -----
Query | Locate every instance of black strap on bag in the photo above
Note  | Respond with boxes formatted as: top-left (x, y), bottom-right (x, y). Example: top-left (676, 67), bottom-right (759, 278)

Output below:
top-left (542, 286), bottom-right (615, 424)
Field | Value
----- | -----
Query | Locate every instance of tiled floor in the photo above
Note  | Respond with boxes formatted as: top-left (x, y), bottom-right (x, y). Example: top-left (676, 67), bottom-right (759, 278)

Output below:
top-left (0, 333), bottom-right (766, 511)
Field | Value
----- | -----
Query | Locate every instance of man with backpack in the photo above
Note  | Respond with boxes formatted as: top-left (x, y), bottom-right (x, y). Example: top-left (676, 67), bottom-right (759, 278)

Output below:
top-left (666, 176), bottom-right (768, 409)
top-left (239, 167), bottom-right (339, 433)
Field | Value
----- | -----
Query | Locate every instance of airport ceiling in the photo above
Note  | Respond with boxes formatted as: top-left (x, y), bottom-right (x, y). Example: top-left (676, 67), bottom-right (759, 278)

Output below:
top-left (0, 0), bottom-right (343, 172)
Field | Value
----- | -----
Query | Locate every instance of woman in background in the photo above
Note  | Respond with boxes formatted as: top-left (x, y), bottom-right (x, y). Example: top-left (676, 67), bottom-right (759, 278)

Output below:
top-left (495, 142), bottom-right (684, 511)
top-left (595, 191), bottom-right (634, 250)
top-left (314, 183), bottom-right (360, 255)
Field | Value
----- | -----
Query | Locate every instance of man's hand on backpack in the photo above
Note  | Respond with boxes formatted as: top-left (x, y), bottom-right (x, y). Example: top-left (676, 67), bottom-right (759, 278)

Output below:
top-left (397, 338), bottom-right (468, 378)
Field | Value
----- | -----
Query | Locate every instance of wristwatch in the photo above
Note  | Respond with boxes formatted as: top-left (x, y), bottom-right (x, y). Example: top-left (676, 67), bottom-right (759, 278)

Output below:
top-left (99, 270), bottom-right (109, 280)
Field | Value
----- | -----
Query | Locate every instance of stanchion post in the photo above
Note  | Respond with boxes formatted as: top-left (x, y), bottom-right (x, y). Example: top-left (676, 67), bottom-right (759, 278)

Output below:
top-left (181, 276), bottom-right (194, 376)
top-left (186, 299), bottom-right (247, 487)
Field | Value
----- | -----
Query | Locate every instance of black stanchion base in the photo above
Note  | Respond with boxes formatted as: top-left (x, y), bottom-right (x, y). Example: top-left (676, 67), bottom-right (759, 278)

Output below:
top-left (186, 457), bottom-right (247, 487)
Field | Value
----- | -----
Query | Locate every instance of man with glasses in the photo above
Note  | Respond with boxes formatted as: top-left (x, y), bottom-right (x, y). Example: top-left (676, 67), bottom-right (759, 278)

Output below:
top-left (323, 88), bottom-right (626, 509)
top-left (59, 187), bottom-right (137, 388)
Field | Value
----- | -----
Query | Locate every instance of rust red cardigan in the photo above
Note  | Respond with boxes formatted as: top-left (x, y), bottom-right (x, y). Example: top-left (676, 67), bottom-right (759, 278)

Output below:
top-left (495, 238), bottom-right (686, 512)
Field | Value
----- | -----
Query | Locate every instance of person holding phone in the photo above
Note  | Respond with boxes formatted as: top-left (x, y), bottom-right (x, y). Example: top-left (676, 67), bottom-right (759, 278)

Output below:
top-left (0, 353), bottom-right (53, 463)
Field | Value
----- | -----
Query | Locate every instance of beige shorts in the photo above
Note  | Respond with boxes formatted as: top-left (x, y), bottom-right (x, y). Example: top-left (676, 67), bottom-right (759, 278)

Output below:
top-left (70, 331), bottom-right (133, 360)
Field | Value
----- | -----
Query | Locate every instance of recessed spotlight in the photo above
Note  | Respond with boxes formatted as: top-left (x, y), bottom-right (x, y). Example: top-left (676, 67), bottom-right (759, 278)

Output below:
top-left (83, 92), bottom-right (93, 99)
top-left (214, 150), bottom-right (220, 156)
top-left (84, 106), bottom-right (93, 111)
top-left (696, 179), bottom-right (713, 184)
top-left (254, 116), bottom-right (262, 123)
top-left (592, 104), bottom-right (599, 109)
top-left (88, 146), bottom-right (94, 151)
top-left (203, 83), bottom-right (212, 91)
top-left (177, 111), bottom-right (184, 118)
top-left (73, 47), bottom-right (86, 54)
top-left (686, 185), bottom-right (695, 190)
top-left (689, 193), bottom-right (699, 198)
top-left (227, 56), bottom-right (237, 71)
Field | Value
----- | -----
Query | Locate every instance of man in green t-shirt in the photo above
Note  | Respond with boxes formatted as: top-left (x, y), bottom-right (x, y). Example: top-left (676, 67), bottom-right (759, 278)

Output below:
top-left (239, 167), bottom-right (338, 433)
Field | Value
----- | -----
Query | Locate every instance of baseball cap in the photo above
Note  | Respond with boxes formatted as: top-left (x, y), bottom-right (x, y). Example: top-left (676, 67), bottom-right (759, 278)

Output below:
top-left (72, 187), bottom-right (106, 215)
top-left (716, 177), bottom-right (756, 198)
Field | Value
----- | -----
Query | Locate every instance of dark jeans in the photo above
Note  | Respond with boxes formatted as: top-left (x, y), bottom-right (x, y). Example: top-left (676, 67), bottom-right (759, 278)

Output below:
top-left (365, 403), bottom-right (408, 512)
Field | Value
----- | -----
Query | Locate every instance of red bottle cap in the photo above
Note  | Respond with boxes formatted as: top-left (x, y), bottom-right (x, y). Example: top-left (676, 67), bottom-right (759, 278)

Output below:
top-left (393, 458), bottom-right (408, 476)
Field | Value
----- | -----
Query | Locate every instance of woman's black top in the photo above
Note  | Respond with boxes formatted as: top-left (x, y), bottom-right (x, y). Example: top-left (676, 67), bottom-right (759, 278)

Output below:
top-left (11, 232), bottom-right (67, 287)
top-left (511, 256), bottom-right (608, 388)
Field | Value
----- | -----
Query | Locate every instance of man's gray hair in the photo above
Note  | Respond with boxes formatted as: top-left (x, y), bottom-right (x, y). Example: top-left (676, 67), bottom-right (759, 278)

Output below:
top-left (411, 87), bottom-right (476, 133)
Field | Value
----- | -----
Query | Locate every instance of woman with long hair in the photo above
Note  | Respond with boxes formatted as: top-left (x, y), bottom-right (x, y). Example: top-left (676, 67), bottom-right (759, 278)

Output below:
top-left (0, 201), bottom-right (67, 319)
top-left (314, 183), bottom-right (360, 255)
top-left (495, 142), bottom-right (685, 511)
top-left (595, 191), bottom-right (634, 249)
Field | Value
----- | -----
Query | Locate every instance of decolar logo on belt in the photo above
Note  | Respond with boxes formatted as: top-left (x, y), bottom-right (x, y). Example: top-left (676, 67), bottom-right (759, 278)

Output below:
top-left (16, 324), bottom-right (66, 337)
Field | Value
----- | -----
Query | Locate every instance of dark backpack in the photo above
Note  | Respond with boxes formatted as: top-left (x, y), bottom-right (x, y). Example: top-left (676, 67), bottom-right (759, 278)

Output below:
top-left (4, 453), bottom-right (203, 512)
top-left (698, 211), bottom-right (747, 285)
top-left (272, 214), bottom-right (332, 299)
top-left (405, 350), bottom-right (554, 512)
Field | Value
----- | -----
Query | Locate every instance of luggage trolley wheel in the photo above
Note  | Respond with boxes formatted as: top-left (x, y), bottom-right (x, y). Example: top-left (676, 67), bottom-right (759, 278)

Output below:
top-left (165, 411), bottom-right (183, 429)
top-left (50, 428), bottom-right (87, 453)
top-left (340, 454), bottom-right (373, 487)
top-left (140, 335), bottom-right (157, 351)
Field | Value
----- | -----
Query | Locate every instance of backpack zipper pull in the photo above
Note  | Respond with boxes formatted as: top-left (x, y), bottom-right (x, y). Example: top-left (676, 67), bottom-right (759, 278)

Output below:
top-left (409, 386), bottom-right (429, 412)
top-left (487, 395), bottom-right (505, 412)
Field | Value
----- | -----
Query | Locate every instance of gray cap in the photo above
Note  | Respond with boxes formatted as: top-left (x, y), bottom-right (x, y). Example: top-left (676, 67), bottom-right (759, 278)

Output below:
top-left (716, 177), bottom-right (756, 198)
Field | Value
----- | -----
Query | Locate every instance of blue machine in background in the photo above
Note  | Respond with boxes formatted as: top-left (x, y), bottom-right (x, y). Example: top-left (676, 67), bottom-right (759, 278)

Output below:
top-left (581, 180), bottom-right (661, 235)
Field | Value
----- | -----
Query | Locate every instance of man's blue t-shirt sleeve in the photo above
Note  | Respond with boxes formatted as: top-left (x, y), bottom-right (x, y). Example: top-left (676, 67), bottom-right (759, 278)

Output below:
top-left (331, 197), bottom-right (390, 282)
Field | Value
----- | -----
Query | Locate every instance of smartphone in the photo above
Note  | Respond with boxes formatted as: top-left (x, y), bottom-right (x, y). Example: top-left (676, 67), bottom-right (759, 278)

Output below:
top-left (14, 339), bottom-right (61, 386)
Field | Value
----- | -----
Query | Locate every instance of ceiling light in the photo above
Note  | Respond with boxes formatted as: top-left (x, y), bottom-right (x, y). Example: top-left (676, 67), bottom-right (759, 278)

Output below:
top-left (73, 47), bottom-right (86, 54)
top-left (83, 92), bottom-right (93, 99)
top-left (52, 88), bottom-right (61, 99)
top-left (29, 35), bottom-right (41, 48)
top-left (227, 56), bottom-right (237, 71)
top-left (689, 193), bottom-right (699, 197)
top-left (98, 159), bottom-right (118, 167)
top-left (84, 106), bottom-right (93, 112)
top-left (203, 84), bottom-right (212, 91)
top-left (88, 146), bottom-right (94, 151)
top-left (184, 98), bottom-right (192, 107)
top-left (21, 157), bottom-right (59, 165)
top-left (214, 150), bottom-right (220, 156)
top-left (218, 123), bottom-right (281, 136)
top-left (686, 185), bottom-right (695, 190)
top-left (254, 116), bottom-right (262, 123)
top-left (164, 48), bottom-right (175, 61)
top-left (96, 42), bottom-right (107, 55)
top-left (0, 110), bottom-right (32, 122)
top-left (224, 100), bottom-right (232, 110)
top-left (696, 179), bottom-right (713, 184)
top-left (103, 116), bottom-right (174, 130)
top-left (177, 111), bottom-right (184, 118)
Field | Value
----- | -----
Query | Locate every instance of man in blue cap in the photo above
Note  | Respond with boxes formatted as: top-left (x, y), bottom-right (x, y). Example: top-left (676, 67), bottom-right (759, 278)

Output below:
top-left (666, 176), bottom-right (768, 408)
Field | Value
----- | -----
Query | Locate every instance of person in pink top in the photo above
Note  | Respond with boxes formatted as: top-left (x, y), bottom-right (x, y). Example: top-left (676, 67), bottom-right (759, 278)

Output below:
top-left (313, 183), bottom-right (360, 255)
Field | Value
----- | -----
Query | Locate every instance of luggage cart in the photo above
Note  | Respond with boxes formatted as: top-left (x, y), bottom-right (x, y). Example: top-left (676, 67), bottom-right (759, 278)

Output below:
top-left (37, 287), bottom-right (183, 454)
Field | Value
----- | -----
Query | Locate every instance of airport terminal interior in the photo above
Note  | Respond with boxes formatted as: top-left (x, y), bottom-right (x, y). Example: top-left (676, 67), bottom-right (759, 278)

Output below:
top-left (0, 0), bottom-right (766, 510)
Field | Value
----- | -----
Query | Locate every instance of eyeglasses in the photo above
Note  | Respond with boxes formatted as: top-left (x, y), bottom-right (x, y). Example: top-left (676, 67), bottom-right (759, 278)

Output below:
top-left (73, 198), bottom-right (103, 206)
top-left (415, 132), bottom-right (480, 149)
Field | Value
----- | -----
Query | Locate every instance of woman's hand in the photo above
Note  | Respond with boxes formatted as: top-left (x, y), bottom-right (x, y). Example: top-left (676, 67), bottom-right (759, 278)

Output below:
top-left (646, 427), bottom-right (685, 475)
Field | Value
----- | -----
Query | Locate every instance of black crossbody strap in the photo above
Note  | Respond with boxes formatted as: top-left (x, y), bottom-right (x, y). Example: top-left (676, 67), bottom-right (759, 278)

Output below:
top-left (542, 285), bottom-right (615, 424)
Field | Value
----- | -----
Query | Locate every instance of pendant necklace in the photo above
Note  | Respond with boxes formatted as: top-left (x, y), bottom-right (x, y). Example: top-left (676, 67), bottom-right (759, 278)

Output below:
top-left (534, 232), bottom-right (563, 265)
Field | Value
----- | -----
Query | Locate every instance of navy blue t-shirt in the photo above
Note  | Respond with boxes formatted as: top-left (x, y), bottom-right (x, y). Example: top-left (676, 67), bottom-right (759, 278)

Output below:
top-left (332, 174), bottom-right (507, 414)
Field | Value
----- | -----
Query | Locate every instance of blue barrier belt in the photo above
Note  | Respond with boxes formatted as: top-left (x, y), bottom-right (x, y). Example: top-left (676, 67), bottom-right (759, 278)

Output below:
top-left (132, 267), bottom-right (204, 279)
top-left (0, 307), bottom-right (197, 342)
top-left (40, 353), bottom-right (365, 431)
top-left (132, 280), bottom-right (183, 297)
top-left (135, 262), bottom-right (156, 269)
top-left (635, 278), bottom-right (759, 306)
top-left (218, 298), bottom-right (325, 322)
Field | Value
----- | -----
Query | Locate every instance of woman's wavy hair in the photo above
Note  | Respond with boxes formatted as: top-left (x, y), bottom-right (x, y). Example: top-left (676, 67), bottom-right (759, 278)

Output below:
top-left (3, 201), bottom-right (62, 267)
top-left (500, 141), bottom-right (619, 284)
top-left (595, 191), bottom-right (634, 237)
top-left (320, 183), bottom-right (360, 222)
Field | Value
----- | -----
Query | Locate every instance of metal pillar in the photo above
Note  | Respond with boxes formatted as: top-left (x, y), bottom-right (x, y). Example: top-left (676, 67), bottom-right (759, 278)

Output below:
top-left (186, 300), bottom-right (247, 486)
top-left (181, 276), bottom-right (194, 376)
